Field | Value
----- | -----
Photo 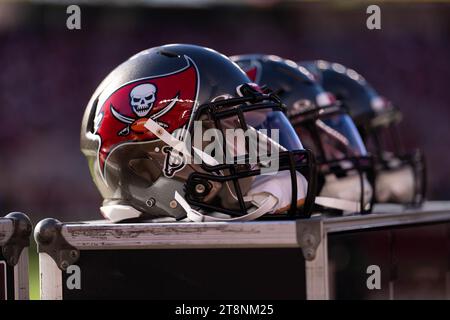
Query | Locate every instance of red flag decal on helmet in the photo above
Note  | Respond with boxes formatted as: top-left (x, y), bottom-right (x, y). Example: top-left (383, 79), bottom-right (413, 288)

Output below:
top-left (94, 56), bottom-right (199, 174)
top-left (245, 66), bottom-right (258, 82)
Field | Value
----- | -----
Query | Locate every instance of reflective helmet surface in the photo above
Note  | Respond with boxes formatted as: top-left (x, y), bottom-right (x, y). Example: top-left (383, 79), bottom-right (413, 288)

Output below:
top-left (81, 44), bottom-right (316, 222)
top-left (232, 54), bottom-right (375, 213)
top-left (301, 60), bottom-right (426, 205)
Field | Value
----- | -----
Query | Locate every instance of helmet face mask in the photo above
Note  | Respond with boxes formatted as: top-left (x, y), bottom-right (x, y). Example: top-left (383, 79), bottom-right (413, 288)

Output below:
top-left (81, 44), bottom-right (317, 222)
top-left (365, 119), bottom-right (426, 205)
top-left (294, 108), bottom-right (375, 213)
top-left (186, 88), bottom-right (317, 218)
top-left (301, 60), bottom-right (426, 206)
top-left (232, 54), bottom-right (375, 214)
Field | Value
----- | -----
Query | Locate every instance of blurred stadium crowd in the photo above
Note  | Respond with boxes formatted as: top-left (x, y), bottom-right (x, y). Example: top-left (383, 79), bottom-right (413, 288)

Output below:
top-left (0, 1), bottom-right (449, 222)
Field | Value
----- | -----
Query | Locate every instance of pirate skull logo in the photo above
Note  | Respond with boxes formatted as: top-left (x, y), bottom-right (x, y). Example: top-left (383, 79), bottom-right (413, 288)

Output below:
top-left (94, 54), bottom-right (199, 177)
top-left (110, 81), bottom-right (180, 136)
top-left (130, 83), bottom-right (157, 117)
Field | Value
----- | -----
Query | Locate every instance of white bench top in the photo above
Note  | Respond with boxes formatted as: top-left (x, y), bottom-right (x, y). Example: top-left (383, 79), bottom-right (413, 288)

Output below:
top-left (56, 201), bottom-right (450, 250)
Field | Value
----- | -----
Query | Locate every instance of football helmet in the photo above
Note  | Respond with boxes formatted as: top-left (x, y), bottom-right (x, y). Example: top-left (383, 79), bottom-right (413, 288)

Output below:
top-left (231, 54), bottom-right (374, 214)
top-left (301, 60), bottom-right (426, 205)
top-left (81, 44), bottom-right (316, 222)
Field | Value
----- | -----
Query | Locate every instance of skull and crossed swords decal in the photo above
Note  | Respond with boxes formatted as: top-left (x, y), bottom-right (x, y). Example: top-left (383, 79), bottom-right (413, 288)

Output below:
top-left (110, 83), bottom-right (179, 136)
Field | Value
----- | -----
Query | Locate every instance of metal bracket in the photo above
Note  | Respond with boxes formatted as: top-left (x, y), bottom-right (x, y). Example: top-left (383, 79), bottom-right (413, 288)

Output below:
top-left (296, 218), bottom-right (323, 261)
top-left (1, 212), bottom-right (32, 266)
top-left (34, 218), bottom-right (80, 270)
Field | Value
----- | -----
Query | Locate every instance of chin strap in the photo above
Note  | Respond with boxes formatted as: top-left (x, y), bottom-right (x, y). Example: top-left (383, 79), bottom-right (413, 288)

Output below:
top-left (100, 193), bottom-right (278, 223)
top-left (314, 196), bottom-right (363, 213)
top-left (145, 119), bottom-right (189, 156)
top-left (175, 191), bottom-right (278, 222)
top-left (147, 118), bottom-right (307, 221)
top-left (145, 118), bottom-right (219, 166)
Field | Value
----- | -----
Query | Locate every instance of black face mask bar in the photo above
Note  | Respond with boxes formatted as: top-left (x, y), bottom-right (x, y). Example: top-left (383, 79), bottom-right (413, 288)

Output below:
top-left (318, 156), bottom-right (375, 214)
top-left (398, 150), bottom-right (426, 206)
top-left (290, 103), bottom-right (376, 214)
top-left (183, 84), bottom-right (317, 219)
top-left (369, 123), bottom-right (426, 206)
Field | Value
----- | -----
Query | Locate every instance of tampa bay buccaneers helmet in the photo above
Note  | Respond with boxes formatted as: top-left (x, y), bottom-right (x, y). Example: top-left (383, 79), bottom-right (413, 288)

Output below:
top-left (81, 44), bottom-right (316, 222)
top-left (231, 54), bottom-right (374, 214)
top-left (301, 60), bottom-right (425, 205)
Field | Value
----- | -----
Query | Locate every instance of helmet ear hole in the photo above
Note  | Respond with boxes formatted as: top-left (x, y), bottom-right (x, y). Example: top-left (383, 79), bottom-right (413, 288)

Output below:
top-left (128, 158), bottom-right (162, 186)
